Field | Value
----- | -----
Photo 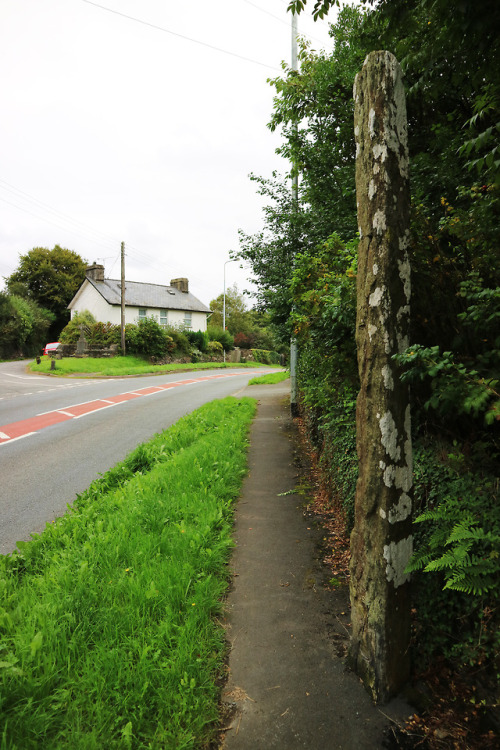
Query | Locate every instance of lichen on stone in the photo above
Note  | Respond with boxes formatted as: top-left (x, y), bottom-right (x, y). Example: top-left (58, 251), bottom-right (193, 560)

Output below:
top-left (383, 536), bottom-right (413, 587)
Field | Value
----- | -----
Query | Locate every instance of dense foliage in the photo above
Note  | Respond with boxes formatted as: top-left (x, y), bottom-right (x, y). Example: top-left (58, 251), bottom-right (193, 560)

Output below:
top-left (209, 284), bottom-right (283, 352)
top-left (241, 0), bottom-right (499, 717)
top-left (5, 246), bottom-right (87, 336)
top-left (0, 292), bottom-right (54, 358)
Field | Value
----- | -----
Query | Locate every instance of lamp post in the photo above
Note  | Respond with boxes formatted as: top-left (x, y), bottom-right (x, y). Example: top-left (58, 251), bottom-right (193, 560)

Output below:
top-left (223, 259), bottom-right (238, 363)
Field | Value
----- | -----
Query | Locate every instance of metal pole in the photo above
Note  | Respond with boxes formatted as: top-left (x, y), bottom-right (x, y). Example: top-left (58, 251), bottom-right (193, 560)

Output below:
top-left (223, 261), bottom-right (227, 363)
top-left (120, 241), bottom-right (126, 356)
top-left (290, 11), bottom-right (299, 417)
top-left (223, 259), bottom-right (238, 364)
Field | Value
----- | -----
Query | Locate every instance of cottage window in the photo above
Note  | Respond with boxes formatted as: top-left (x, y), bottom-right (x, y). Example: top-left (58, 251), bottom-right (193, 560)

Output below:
top-left (183, 311), bottom-right (192, 329)
top-left (160, 309), bottom-right (168, 327)
top-left (138, 308), bottom-right (147, 320)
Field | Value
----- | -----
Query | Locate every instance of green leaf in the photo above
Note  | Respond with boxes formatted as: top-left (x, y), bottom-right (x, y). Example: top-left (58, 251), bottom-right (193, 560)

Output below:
top-left (30, 631), bottom-right (43, 657)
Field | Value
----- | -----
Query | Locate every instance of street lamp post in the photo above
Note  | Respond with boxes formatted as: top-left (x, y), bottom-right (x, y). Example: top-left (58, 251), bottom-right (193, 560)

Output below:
top-left (223, 259), bottom-right (238, 363)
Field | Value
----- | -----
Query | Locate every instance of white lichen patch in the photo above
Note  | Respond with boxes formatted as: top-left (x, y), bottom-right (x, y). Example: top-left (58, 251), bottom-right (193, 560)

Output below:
top-left (368, 108), bottom-right (376, 139)
top-left (379, 508), bottom-right (387, 520)
top-left (382, 364), bottom-right (394, 390)
top-left (383, 536), bottom-right (413, 588)
top-left (368, 324), bottom-right (378, 341)
top-left (383, 464), bottom-right (412, 492)
top-left (397, 256), bottom-right (411, 303)
top-left (373, 263), bottom-right (379, 276)
top-left (369, 286), bottom-right (385, 308)
top-left (368, 179), bottom-right (377, 200)
top-left (373, 210), bottom-right (387, 235)
top-left (383, 327), bottom-right (392, 355)
top-left (399, 231), bottom-right (410, 252)
top-left (388, 493), bottom-right (412, 524)
top-left (373, 143), bottom-right (388, 162)
top-left (379, 410), bottom-right (401, 461)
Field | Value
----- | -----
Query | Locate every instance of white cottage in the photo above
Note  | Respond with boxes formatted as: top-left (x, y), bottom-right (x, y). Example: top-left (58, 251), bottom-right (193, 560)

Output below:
top-left (68, 264), bottom-right (211, 331)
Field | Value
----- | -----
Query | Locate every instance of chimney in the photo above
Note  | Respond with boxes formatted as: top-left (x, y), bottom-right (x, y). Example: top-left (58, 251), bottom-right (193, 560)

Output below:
top-left (170, 277), bottom-right (189, 293)
top-left (86, 262), bottom-right (105, 282)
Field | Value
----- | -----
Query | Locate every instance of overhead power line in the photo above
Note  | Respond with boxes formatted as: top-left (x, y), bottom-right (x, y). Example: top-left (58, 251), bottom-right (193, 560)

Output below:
top-left (0, 178), bottom-right (119, 252)
top-left (241, 0), bottom-right (330, 47)
top-left (80, 0), bottom-right (281, 72)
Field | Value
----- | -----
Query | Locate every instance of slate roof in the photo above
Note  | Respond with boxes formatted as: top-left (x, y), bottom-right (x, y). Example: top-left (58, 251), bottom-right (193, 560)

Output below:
top-left (87, 278), bottom-right (211, 313)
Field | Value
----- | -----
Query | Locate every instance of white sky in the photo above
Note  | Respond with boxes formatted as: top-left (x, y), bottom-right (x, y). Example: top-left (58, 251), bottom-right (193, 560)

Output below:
top-left (0, 0), bottom-right (338, 308)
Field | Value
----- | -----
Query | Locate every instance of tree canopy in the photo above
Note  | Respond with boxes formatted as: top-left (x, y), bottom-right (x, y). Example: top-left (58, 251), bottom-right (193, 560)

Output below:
top-left (5, 246), bottom-right (87, 335)
top-left (209, 284), bottom-right (249, 335)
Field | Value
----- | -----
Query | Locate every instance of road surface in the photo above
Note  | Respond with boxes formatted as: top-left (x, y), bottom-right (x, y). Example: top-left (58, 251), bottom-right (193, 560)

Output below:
top-left (0, 360), bottom-right (270, 555)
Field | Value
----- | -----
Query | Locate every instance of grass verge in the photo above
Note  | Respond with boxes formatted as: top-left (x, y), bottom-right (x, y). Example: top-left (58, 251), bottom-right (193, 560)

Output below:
top-left (0, 396), bottom-right (257, 749)
top-left (29, 356), bottom-right (271, 378)
top-left (248, 370), bottom-right (289, 385)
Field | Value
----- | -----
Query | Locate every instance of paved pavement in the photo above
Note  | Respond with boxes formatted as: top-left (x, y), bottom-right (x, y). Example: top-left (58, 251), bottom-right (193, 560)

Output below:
top-left (221, 380), bottom-right (411, 749)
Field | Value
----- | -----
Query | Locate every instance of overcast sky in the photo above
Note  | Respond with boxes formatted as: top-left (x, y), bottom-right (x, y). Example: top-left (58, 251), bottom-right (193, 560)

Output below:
top-left (1, 0), bottom-right (339, 308)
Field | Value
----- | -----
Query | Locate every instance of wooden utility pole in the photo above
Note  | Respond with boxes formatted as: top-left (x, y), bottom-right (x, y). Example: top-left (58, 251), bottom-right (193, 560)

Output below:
top-left (120, 241), bottom-right (126, 355)
top-left (349, 51), bottom-right (412, 703)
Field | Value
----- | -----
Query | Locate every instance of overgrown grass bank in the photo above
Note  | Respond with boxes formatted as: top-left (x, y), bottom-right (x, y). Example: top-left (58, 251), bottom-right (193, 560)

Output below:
top-left (248, 370), bottom-right (289, 385)
top-left (29, 356), bottom-right (271, 377)
top-left (0, 397), bottom-right (257, 749)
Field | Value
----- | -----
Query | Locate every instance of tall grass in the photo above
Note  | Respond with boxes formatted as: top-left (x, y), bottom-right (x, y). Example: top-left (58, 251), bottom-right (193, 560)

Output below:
top-left (248, 371), bottom-right (289, 385)
top-left (29, 356), bottom-right (265, 377)
top-left (0, 397), bottom-right (256, 749)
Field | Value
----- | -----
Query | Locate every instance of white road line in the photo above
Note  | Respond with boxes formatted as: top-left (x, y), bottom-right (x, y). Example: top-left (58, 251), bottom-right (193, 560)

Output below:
top-left (2, 373), bottom-right (48, 380)
top-left (0, 432), bottom-right (35, 445)
top-left (0, 431), bottom-right (10, 439)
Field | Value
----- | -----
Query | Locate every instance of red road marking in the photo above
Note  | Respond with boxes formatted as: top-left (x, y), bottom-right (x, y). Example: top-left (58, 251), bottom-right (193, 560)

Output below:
top-left (0, 411), bottom-right (71, 444)
top-left (104, 392), bottom-right (142, 404)
top-left (0, 370), bottom-right (270, 445)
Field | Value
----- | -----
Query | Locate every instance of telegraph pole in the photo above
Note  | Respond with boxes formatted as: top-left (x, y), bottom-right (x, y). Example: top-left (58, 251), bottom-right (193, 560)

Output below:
top-left (120, 241), bottom-right (126, 355)
top-left (290, 10), bottom-right (299, 417)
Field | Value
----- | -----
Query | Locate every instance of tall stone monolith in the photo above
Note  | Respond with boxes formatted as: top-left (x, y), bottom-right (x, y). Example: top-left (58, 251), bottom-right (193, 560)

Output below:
top-left (349, 51), bottom-right (412, 703)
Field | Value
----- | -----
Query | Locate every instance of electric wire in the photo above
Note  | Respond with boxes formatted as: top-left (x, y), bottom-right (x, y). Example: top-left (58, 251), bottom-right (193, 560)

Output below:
top-left (0, 179), bottom-right (120, 251)
top-left (241, 0), bottom-right (331, 47)
top-left (80, 0), bottom-right (281, 72)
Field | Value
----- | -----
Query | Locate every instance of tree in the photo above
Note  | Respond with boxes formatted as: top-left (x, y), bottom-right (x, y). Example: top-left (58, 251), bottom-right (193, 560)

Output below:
top-left (286, 0), bottom-right (339, 20)
top-left (209, 284), bottom-right (250, 335)
top-left (0, 292), bottom-right (54, 358)
top-left (5, 246), bottom-right (87, 336)
top-left (237, 4), bottom-right (368, 338)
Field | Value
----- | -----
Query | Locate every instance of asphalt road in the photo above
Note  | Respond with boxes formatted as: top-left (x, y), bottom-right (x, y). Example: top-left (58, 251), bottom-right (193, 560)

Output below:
top-left (0, 360), bottom-right (269, 555)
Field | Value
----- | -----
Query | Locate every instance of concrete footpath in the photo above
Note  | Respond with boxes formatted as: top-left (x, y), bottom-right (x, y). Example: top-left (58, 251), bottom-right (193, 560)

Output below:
top-left (221, 380), bottom-right (411, 749)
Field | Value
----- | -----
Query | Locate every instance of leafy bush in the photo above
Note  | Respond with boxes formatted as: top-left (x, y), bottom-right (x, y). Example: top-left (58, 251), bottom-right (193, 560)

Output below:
top-left (186, 329), bottom-right (209, 353)
top-left (59, 310), bottom-right (97, 344)
top-left (408, 449), bottom-right (500, 596)
top-left (86, 322), bottom-right (120, 349)
top-left (250, 349), bottom-right (280, 365)
top-left (164, 326), bottom-right (191, 357)
top-left (406, 443), bottom-right (500, 668)
top-left (234, 331), bottom-right (253, 348)
top-left (126, 316), bottom-right (170, 360)
top-left (0, 292), bottom-right (54, 358)
top-left (207, 340), bottom-right (223, 356)
top-left (207, 326), bottom-right (234, 352)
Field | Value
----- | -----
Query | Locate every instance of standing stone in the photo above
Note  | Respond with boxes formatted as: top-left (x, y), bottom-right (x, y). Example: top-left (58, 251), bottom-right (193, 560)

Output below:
top-left (76, 325), bottom-right (87, 356)
top-left (349, 51), bottom-right (412, 703)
